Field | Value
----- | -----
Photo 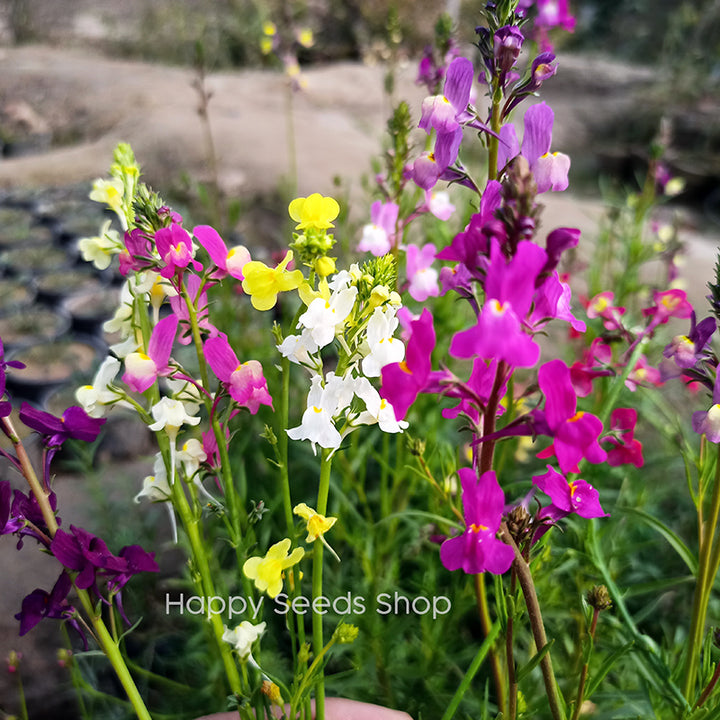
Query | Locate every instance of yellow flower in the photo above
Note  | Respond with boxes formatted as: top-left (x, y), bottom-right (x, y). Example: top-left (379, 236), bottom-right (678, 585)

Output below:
top-left (89, 178), bottom-right (124, 216)
top-left (241, 250), bottom-right (304, 311)
top-left (260, 37), bottom-right (274, 55)
top-left (314, 256), bottom-right (336, 278)
top-left (262, 21), bottom-right (277, 36)
top-left (288, 193), bottom-right (340, 231)
top-left (297, 28), bottom-right (314, 48)
top-left (294, 503), bottom-right (340, 561)
top-left (243, 538), bottom-right (304, 598)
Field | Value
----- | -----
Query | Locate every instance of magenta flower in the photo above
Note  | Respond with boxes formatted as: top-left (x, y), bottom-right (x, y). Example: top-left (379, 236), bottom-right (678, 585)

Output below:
top-left (381, 309), bottom-right (435, 420)
top-left (625, 355), bottom-right (663, 392)
top-left (205, 334), bottom-right (273, 414)
top-left (122, 314), bottom-right (178, 393)
top-left (603, 408), bottom-right (644, 468)
top-left (498, 102), bottom-right (570, 193)
top-left (535, 0), bottom-right (576, 32)
top-left (440, 469), bottom-right (514, 575)
top-left (5, 488), bottom-right (58, 548)
top-left (536, 359), bottom-right (607, 473)
top-left (586, 291), bottom-right (626, 332)
top-left (154, 224), bottom-right (203, 279)
top-left (119, 228), bottom-right (154, 276)
top-left (569, 338), bottom-right (613, 397)
top-left (449, 239), bottom-right (546, 367)
top-left (530, 272), bottom-right (586, 333)
top-left (642, 289), bottom-right (694, 328)
top-left (0, 480), bottom-right (10, 534)
top-left (693, 373), bottom-right (720, 443)
top-left (441, 358), bottom-right (505, 425)
top-left (418, 57), bottom-right (474, 136)
top-left (0, 336), bottom-right (24, 416)
top-left (406, 243), bottom-right (439, 301)
top-left (193, 224), bottom-right (250, 280)
top-left (532, 465), bottom-right (605, 519)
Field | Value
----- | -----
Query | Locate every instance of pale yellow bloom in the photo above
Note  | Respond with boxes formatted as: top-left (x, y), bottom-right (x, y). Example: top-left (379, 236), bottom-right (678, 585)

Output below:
top-left (243, 538), bottom-right (304, 597)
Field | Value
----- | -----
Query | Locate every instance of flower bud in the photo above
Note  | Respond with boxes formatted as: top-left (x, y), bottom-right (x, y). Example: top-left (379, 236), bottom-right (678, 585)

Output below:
top-left (333, 623), bottom-right (360, 644)
top-left (261, 680), bottom-right (283, 705)
top-left (586, 585), bottom-right (612, 611)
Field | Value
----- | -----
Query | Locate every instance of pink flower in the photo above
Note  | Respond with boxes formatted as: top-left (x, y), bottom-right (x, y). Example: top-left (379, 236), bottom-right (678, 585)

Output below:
top-left (602, 408), bottom-right (644, 468)
top-left (205, 335), bottom-right (273, 414)
top-left (122, 314), bottom-right (179, 393)
top-left (193, 225), bottom-right (250, 280)
top-left (358, 201), bottom-right (399, 256)
top-left (406, 243), bottom-right (439, 301)
top-left (154, 225), bottom-right (203, 279)
top-left (532, 465), bottom-right (605, 519)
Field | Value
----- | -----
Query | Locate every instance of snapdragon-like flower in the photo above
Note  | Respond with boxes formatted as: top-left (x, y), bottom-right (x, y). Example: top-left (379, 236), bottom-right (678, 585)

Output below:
top-left (243, 538), bottom-right (304, 598)
top-left (122, 314), bottom-right (178, 393)
top-left (294, 502), bottom-right (340, 561)
top-left (440, 469), bottom-right (514, 575)
top-left (297, 283), bottom-right (358, 349)
top-left (242, 250), bottom-right (304, 311)
top-left (193, 224), bottom-right (250, 280)
top-left (222, 621), bottom-right (267, 660)
top-left (498, 102), bottom-right (570, 193)
top-left (418, 56), bottom-right (473, 136)
top-left (361, 307), bottom-right (405, 378)
top-left (135, 454), bottom-right (172, 503)
top-left (353, 376), bottom-right (408, 434)
top-left (287, 373), bottom-right (345, 453)
top-left (536, 359), bottom-right (607, 473)
top-left (205, 334), bottom-right (273, 414)
top-left (602, 408), bottom-right (644, 468)
top-left (406, 243), bottom-right (440, 302)
top-left (662, 312), bottom-right (716, 372)
top-left (76, 356), bottom-right (122, 418)
top-left (288, 193), bottom-right (340, 231)
top-left (20, 404), bottom-right (106, 449)
top-left (381, 308), bottom-right (436, 420)
top-left (77, 220), bottom-right (123, 270)
top-left (532, 465), bottom-right (605, 519)
top-left (643, 288), bottom-right (694, 328)
top-left (147, 397), bottom-right (200, 440)
top-left (358, 201), bottom-right (399, 256)
top-left (450, 239), bottom-right (546, 367)
top-left (693, 373), bottom-right (720, 443)
top-left (15, 571), bottom-right (76, 637)
top-left (154, 224), bottom-right (202, 279)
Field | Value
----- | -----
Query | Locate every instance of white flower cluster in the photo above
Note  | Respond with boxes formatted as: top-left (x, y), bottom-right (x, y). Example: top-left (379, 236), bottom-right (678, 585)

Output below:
top-left (278, 267), bottom-right (408, 454)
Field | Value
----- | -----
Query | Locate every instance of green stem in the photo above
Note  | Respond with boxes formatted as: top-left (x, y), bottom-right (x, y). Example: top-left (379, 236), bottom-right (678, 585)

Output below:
top-left (474, 574), bottom-right (507, 716)
top-left (487, 76), bottom-right (502, 182)
top-left (684, 444), bottom-right (720, 701)
top-left (502, 522), bottom-right (566, 720)
top-left (570, 609), bottom-right (599, 720)
top-left (169, 469), bottom-right (244, 697)
top-left (439, 621), bottom-right (501, 720)
top-left (312, 449), bottom-right (333, 720)
top-left (75, 588), bottom-right (153, 720)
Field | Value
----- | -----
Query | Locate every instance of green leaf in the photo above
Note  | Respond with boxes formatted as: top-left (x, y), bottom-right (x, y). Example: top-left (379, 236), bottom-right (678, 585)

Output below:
top-left (616, 506), bottom-right (698, 575)
top-left (516, 640), bottom-right (555, 684)
top-left (585, 641), bottom-right (635, 697)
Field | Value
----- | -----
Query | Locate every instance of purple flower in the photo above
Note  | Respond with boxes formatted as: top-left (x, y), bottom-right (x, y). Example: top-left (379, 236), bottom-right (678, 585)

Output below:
top-left (442, 358), bottom-right (505, 425)
top-left (205, 334), bottom-right (273, 414)
top-left (418, 57), bottom-right (474, 136)
top-left (536, 359), bottom-right (607, 473)
top-left (406, 243), bottom-right (439, 301)
top-left (0, 336), bottom-right (24, 417)
top-left (358, 201), bottom-right (400, 256)
top-left (15, 571), bottom-right (75, 636)
top-left (6, 488), bottom-right (58, 546)
top-left (411, 129), bottom-right (463, 191)
top-left (693, 373), bottom-right (720, 443)
top-left (19, 404), bottom-right (106, 448)
top-left (663, 312), bottom-right (716, 370)
top-left (493, 25), bottom-right (524, 83)
top-left (119, 228), bottom-right (154, 276)
top-left (498, 102), bottom-right (570, 193)
top-left (381, 309), bottom-right (436, 420)
top-left (440, 469), bottom-right (514, 575)
top-left (0, 480), bottom-right (11, 534)
top-left (532, 465), bottom-right (605, 519)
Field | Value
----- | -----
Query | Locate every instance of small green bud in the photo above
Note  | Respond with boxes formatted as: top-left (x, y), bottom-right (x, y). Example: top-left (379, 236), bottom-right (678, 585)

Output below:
top-left (407, 436), bottom-right (426, 457)
top-left (333, 623), bottom-right (359, 644)
top-left (298, 642), bottom-right (311, 665)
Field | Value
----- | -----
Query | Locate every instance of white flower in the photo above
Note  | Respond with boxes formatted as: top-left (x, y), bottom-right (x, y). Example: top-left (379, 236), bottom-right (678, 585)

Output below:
top-left (177, 438), bottom-right (207, 476)
top-left (222, 621), bottom-right (267, 661)
top-left (277, 329), bottom-right (320, 367)
top-left (77, 220), bottom-right (122, 270)
top-left (358, 223), bottom-right (391, 256)
top-left (426, 190), bottom-right (455, 221)
top-left (104, 281), bottom-right (135, 336)
top-left (287, 374), bottom-right (342, 453)
top-left (135, 454), bottom-right (171, 503)
top-left (76, 356), bottom-right (122, 417)
top-left (297, 285), bottom-right (358, 348)
top-left (361, 307), bottom-right (405, 377)
top-left (354, 377), bottom-right (408, 434)
top-left (148, 397), bottom-right (200, 440)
